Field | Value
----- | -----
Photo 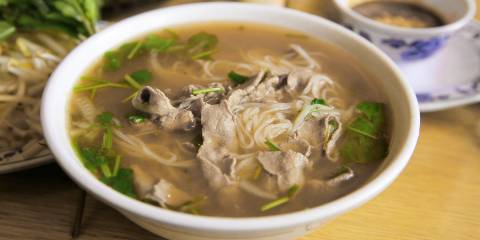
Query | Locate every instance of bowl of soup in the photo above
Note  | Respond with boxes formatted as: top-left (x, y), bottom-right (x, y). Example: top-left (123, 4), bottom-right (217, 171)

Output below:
top-left (333, 0), bottom-right (476, 62)
top-left (41, 3), bottom-right (419, 240)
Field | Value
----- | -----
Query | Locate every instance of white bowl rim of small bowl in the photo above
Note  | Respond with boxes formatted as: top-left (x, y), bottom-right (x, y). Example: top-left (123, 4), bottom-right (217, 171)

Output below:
top-left (333, 0), bottom-right (477, 37)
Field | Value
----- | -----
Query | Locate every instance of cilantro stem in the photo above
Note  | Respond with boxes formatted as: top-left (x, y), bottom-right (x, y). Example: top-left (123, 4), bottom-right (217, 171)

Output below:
top-left (265, 139), bottom-right (281, 151)
top-left (191, 49), bottom-right (216, 60)
top-left (191, 87), bottom-right (224, 95)
top-left (127, 41), bottom-right (143, 59)
top-left (112, 155), bottom-right (122, 177)
top-left (102, 127), bottom-right (113, 151)
top-left (261, 196), bottom-right (289, 212)
top-left (122, 90), bottom-right (139, 103)
top-left (74, 82), bottom-right (129, 92)
top-left (100, 163), bottom-right (112, 178)
top-left (124, 75), bottom-right (142, 90)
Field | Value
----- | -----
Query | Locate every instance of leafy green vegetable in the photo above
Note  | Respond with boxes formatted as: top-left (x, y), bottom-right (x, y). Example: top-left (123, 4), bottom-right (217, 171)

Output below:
top-left (144, 34), bottom-right (175, 52)
top-left (0, 21), bottom-right (15, 41)
top-left (0, 0), bottom-right (102, 41)
top-left (127, 114), bottom-right (147, 124)
top-left (191, 87), bottom-right (224, 96)
top-left (228, 70), bottom-right (248, 84)
top-left (264, 139), bottom-right (281, 151)
top-left (101, 168), bottom-right (136, 198)
top-left (340, 102), bottom-right (388, 163)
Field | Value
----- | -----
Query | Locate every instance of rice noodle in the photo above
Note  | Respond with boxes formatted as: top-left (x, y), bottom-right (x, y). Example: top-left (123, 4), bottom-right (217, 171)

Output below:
top-left (113, 129), bottom-right (194, 168)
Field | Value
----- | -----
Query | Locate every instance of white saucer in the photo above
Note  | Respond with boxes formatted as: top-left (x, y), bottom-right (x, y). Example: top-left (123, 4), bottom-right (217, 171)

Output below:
top-left (398, 20), bottom-right (480, 112)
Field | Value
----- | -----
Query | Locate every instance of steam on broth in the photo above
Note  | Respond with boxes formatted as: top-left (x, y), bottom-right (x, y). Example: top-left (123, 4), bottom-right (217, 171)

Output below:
top-left (68, 23), bottom-right (390, 217)
top-left (353, 1), bottom-right (445, 28)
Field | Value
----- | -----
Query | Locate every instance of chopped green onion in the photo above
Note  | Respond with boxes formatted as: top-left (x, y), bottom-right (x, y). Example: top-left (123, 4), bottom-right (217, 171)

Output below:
top-left (287, 184), bottom-right (300, 198)
top-left (264, 139), bottom-right (281, 151)
top-left (228, 71), bottom-right (249, 84)
top-left (124, 74), bottom-right (142, 89)
top-left (191, 87), bottom-right (224, 95)
top-left (329, 165), bottom-right (351, 179)
top-left (261, 196), bottom-right (289, 212)
top-left (128, 114), bottom-right (146, 124)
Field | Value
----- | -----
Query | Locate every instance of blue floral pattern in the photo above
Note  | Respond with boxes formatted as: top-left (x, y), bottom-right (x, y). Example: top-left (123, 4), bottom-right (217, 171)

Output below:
top-left (382, 37), bottom-right (448, 61)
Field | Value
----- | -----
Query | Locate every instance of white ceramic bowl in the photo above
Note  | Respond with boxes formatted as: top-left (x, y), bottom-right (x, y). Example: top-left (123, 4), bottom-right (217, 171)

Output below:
top-left (41, 3), bottom-right (420, 240)
top-left (333, 0), bottom-right (476, 62)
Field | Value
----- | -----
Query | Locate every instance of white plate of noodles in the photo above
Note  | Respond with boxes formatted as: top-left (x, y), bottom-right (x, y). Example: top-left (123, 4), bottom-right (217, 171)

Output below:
top-left (0, 5), bottom-right (107, 174)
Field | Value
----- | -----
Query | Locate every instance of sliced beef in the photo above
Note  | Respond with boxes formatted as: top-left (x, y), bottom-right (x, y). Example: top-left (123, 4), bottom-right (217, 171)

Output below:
top-left (226, 71), bottom-right (285, 109)
top-left (323, 115), bottom-right (343, 161)
top-left (197, 100), bottom-right (239, 189)
top-left (296, 119), bottom-right (324, 147)
top-left (199, 101), bottom-right (237, 149)
top-left (132, 86), bottom-right (196, 131)
top-left (280, 138), bottom-right (312, 157)
top-left (257, 150), bottom-right (308, 191)
top-left (146, 179), bottom-right (192, 208)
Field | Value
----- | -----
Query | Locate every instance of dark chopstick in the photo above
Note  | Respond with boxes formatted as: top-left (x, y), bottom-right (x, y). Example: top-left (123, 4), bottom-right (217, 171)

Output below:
top-left (71, 189), bottom-right (87, 239)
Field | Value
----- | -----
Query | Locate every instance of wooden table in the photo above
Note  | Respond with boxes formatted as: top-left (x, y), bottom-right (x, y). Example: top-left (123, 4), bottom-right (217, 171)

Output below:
top-left (1, 1), bottom-right (479, 240)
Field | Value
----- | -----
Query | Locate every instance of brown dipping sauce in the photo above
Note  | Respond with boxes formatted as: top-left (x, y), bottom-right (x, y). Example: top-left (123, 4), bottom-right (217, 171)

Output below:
top-left (353, 1), bottom-right (445, 28)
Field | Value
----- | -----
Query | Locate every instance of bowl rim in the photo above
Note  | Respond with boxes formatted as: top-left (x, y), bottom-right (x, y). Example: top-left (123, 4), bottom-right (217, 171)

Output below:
top-left (332, 0), bottom-right (477, 37)
top-left (41, 2), bottom-right (420, 233)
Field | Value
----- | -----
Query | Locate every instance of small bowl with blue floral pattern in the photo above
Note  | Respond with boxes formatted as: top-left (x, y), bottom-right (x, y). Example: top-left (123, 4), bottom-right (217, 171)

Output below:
top-left (333, 0), bottom-right (476, 62)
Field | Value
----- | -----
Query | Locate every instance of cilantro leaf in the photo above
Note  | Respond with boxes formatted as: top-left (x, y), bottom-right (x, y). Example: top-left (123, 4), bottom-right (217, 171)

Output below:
top-left (144, 34), bottom-right (175, 52)
top-left (228, 71), bottom-right (248, 84)
top-left (311, 98), bottom-right (326, 105)
top-left (103, 51), bottom-right (122, 71)
top-left (130, 69), bottom-right (153, 85)
top-left (340, 102), bottom-right (388, 163)
top-left (102, 168), bottom-right (137, 198)
top-left (96, 112), bottom-right (114, 127)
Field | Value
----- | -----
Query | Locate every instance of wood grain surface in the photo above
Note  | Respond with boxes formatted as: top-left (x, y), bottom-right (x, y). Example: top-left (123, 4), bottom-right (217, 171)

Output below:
top-left (1, 1), bottom-right (479, 240)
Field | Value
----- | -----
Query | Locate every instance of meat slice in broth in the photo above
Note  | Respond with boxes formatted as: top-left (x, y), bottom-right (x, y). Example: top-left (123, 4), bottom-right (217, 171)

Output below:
top-left (258, 150), bottom-right (308, 191)
top-left (132, 86), bottom-right (196, 131)
top-left (197, 101), bottom-right (239, 189)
